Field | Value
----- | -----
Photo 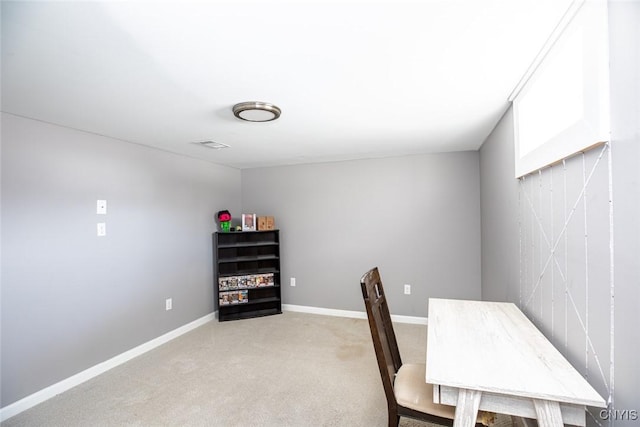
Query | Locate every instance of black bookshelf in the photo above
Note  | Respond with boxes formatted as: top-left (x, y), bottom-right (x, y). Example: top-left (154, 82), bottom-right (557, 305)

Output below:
top-left (213, 230), bottom-right (281, 321)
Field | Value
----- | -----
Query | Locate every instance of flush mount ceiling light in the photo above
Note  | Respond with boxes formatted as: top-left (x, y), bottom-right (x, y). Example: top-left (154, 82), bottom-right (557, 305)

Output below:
top-left (233, 101), bottom-right (281, 122)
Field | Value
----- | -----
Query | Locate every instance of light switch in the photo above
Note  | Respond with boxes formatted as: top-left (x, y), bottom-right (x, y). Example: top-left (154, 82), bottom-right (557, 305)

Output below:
top-left (97, 200), bottom-right (107, 215)
top-left (97, 223), bottom-right (106, 236)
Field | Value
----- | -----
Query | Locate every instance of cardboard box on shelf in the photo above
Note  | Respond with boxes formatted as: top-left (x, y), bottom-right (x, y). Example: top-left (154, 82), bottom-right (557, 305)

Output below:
top-left (257, 216), bottom-right (275, 230)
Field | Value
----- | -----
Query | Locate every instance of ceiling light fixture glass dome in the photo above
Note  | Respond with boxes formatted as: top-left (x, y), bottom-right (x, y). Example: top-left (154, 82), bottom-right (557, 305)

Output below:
top-left (232, 102), bottom-right (281, 122)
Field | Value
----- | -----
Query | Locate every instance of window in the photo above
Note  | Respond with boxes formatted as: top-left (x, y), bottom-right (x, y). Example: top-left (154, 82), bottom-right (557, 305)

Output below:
top-left (513, 0), bottom-right (609, 178)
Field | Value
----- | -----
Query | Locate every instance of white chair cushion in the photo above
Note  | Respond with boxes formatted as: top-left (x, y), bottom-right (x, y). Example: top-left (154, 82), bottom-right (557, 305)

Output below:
top-left (394, 363), bottom-right (456, 419)
top-left (394, 363), bottom-right (495, 425)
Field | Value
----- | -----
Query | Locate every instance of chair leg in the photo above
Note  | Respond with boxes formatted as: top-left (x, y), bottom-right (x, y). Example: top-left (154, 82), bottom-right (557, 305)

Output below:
top-left (388, 413), bottom-right (400, 427)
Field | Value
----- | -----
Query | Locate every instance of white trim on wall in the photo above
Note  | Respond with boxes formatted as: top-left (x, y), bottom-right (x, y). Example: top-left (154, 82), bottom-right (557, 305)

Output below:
top-left (282, 304), bottom-right (428, 325)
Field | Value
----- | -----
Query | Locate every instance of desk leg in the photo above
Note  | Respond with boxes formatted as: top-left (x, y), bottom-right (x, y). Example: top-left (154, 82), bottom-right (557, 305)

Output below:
top-left (432, 384), bottom-right (441, 404)
top-left (533, 399), bottom-right (563, 427)
top-left (454, 388), bottom-right (482, 427)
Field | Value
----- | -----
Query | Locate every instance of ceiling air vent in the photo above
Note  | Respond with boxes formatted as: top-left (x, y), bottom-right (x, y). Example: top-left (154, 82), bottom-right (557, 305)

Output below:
top-left (193, 140), bottom-right (230, 150)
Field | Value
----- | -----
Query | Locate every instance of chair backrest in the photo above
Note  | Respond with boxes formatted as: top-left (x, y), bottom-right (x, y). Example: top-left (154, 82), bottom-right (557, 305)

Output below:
top-left (360, 267), bottom-right (403, 405)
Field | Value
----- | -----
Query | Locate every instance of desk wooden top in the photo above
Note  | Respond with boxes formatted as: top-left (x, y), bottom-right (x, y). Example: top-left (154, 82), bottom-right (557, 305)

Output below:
top-left (425, 298), bottom-right (606, 407)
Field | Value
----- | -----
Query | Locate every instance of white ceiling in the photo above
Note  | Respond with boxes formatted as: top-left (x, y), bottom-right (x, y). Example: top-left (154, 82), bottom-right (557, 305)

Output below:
top-left (1, 0), bottom-right (571, 169)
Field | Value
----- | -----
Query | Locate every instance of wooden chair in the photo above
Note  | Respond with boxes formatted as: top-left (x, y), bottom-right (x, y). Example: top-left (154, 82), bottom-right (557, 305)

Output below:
top-left (360, 267), bottom-right (494, 427)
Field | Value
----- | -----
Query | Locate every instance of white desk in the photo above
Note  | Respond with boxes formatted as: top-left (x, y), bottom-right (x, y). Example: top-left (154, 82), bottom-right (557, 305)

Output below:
top-left (425, 298), bottom-right (606, 427)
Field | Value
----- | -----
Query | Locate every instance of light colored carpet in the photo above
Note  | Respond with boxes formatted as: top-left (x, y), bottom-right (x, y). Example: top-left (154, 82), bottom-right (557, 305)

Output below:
top-left (2, 311), bottom-right (514, 427)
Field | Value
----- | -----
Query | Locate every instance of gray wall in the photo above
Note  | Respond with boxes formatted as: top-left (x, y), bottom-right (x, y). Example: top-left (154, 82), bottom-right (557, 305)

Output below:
top-left (479, 2), bottom-right (639, 424)
top-left (241, 152), bottom-right (482, 317)
top-left (608, 1), bottom-right (640, 423)
top-left (0, 113), bottom-right (241, 407)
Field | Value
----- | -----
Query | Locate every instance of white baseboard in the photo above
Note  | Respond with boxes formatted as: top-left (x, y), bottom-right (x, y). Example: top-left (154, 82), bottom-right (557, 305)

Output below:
top-left (0, 312), bottom-right (215, 422)
top-left (282, 304), bottom-right (428, 325)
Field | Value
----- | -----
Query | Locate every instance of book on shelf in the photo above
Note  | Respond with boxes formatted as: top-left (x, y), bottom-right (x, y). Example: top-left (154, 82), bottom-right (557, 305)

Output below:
top-left (219, 289), bottom-right (249, 305)
top-left (219, 273), bottom-right (275, 290)
top-left (237, 290), bottom-right (248, 304)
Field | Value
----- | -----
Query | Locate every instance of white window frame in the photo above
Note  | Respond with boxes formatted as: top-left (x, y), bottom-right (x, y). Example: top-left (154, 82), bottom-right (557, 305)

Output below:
top-left (512, 0), bottom-right (610, 178)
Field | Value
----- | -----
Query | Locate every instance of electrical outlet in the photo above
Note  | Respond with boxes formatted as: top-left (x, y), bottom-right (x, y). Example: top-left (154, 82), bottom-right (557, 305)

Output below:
top-left (290, 277), bottom-right (296, 287)
top-left (404, 284), bottom-right (411, 295)
top-left (166, 298), bottom-right (172, 311)
top-left (97, 222), bottom-right (106, 236)
top-left (96, 200), bottom-right (107, 215)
